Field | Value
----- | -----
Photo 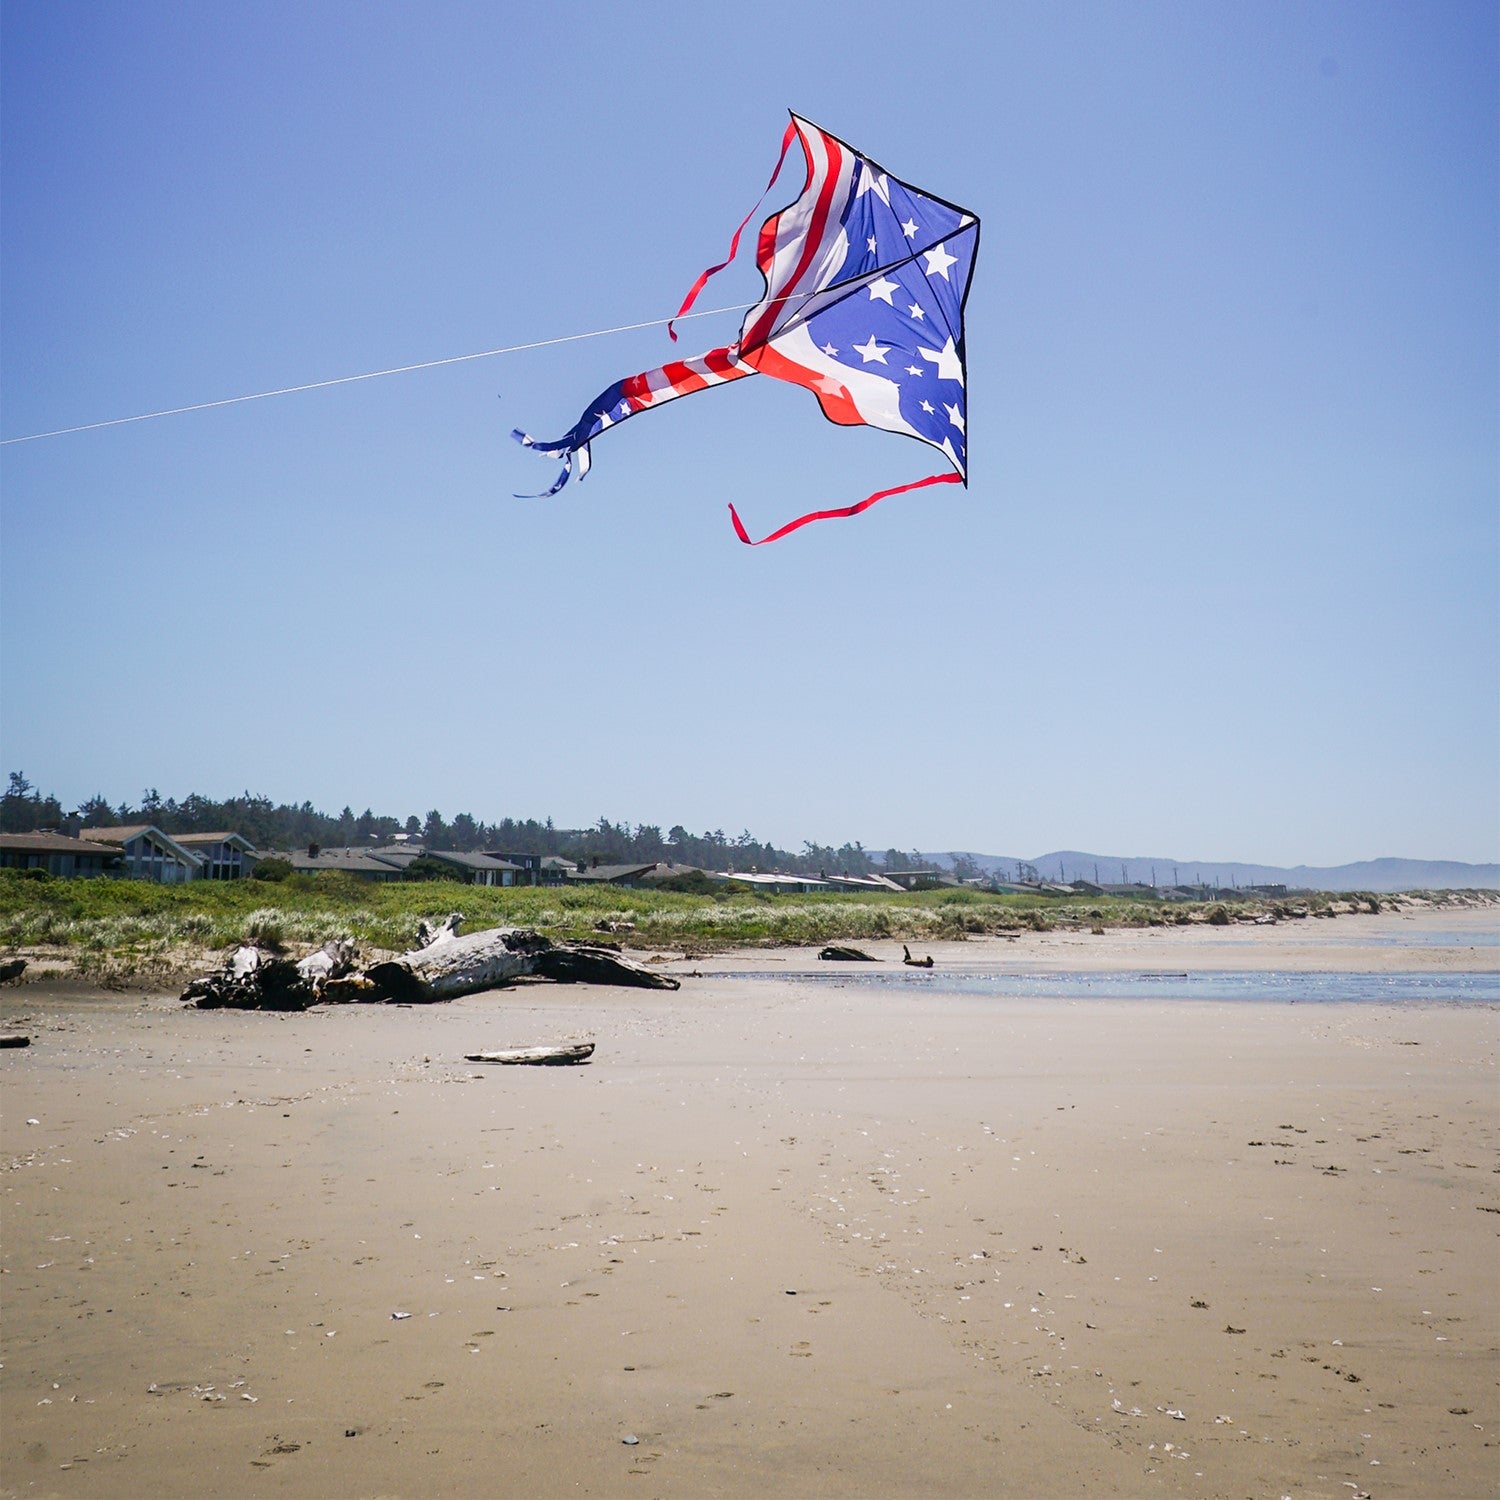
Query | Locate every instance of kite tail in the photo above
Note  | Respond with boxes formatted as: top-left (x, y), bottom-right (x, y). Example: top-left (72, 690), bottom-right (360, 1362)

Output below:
top-left (667, 118), bottom-right (799, 342)
top-left (728, 471), bottom-right (961, 546)
top-left (511, 431), bottom-right (591, 496)
top-left (512, 344), bottom-right (754, 497)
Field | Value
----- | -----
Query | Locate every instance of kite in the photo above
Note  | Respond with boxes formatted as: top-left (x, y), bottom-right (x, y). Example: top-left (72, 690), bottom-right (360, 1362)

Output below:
top-left (513, 113), bottom-right (979, 544)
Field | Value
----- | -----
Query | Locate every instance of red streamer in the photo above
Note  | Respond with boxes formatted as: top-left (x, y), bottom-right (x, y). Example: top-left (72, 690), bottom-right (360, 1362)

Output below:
top-left (728, 471), bottom-right (961, 546)
top-left (667, 119), bottom-right (799, 342)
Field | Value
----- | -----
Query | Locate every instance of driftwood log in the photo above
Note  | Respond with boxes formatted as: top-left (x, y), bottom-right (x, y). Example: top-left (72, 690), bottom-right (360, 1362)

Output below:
top-left (819, 945), bottom-right (879, 962)
top-left (332, 926), bottom-right (678, 1004)
top-left (183, 939), bottom-right (359, 1011)
top-left (185, 920), bottom-right (678, 1010)
top-left (465, 1042), bottom-right (595, 1066)
top-left (0, 957), bottom-right (27, 985)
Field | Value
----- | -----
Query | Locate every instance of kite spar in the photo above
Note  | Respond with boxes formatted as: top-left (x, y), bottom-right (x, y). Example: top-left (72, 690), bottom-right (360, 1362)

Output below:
top-left (513, 113), bottom-right (979, 543)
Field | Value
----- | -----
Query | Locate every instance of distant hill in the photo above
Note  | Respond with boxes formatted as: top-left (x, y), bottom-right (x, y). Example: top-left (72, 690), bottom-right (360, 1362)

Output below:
top-left (925, 850), bottom-right (1500, 894)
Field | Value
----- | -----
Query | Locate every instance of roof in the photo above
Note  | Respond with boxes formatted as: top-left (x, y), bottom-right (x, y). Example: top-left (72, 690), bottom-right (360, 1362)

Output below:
top-left (428, 850), bottom-right (522, 872)
top-left (170, 831), bottom-right (258, 852)
top-left (565, 862), bottom-right (661, 883)
top-left (823, 873), bottom-right (904, 892)
top-left (81, 825), bottom-right (203, 863)
top-left (366, 845), bottom-right (422, 865)
top-left (714, 870), bottom-right (829, 889)
top-left (0, 831), bottom-right (121, 856)
top-left (282, 849), bottom-right (406, 874)
top-left (81, 824), bottom-right (157, 843)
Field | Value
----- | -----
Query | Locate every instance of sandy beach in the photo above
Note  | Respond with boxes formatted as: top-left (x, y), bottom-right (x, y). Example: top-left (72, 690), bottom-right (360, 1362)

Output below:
top-left (2, 908), bottom-right (1497, 1499)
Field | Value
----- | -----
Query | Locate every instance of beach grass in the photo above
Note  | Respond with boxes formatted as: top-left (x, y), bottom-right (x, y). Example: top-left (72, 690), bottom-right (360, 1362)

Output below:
top-left (0, 868), bottom-right (1421, 975)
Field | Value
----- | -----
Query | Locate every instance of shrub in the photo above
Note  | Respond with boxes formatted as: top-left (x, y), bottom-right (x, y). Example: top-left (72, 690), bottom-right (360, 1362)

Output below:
top-left (251, 856), bottom-right (292, 882)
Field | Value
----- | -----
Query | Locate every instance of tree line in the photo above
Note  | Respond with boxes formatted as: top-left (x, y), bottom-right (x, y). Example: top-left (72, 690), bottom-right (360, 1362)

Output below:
top-left (2, 772), bottom-right (945, 879)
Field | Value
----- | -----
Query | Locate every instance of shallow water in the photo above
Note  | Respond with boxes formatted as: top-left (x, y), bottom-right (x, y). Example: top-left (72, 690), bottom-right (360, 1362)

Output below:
top-left (711, 967), bottom-right (1500, 1003)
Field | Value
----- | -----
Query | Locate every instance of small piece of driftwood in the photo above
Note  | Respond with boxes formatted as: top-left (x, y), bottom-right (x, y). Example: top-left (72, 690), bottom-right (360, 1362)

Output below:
top-left (902, 944), bottom-right (935, 968)
top-left (465, 1042), bottom-right (595, 1066)
top-left (819, 945), bottom-right (879, 962)
top-left (0, 1033), bottom-right (31, 1048)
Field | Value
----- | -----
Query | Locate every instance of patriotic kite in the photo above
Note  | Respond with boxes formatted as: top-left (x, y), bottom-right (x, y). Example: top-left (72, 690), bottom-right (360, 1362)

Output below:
top-left (514, 113), bottom-right (979, 544)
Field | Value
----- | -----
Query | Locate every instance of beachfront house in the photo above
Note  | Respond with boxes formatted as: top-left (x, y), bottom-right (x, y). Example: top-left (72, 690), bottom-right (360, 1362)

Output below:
top-left (170, 832), bottom-right (259, 880)
top-left (81, 825), bottom-right (204, 883)
top-left (421, 850), bottom-right (521, 886)
top-left (0, 831), bottom-right (121, 878)
top-left (497, 853), bottom-right (576, 886)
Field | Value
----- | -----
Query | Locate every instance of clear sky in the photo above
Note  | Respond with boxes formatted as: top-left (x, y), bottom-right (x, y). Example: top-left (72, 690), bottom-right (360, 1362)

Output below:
top-left (2, 0), bottom-right (1496, 865)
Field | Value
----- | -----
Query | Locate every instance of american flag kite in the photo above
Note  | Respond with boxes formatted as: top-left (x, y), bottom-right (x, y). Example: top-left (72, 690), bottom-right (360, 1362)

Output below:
top-left (514, 113), bottom-right (979, 544)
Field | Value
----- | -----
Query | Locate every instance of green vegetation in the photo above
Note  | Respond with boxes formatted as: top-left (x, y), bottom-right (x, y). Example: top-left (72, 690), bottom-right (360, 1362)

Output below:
top-left (0, 876), bottom-right (1452, 978)
top-left (0, 870), bottom-right (1438, 980)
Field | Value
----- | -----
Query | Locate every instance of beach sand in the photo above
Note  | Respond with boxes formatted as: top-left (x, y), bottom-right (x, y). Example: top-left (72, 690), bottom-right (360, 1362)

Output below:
top-left (2, 908), bottom-right (1496, 1498)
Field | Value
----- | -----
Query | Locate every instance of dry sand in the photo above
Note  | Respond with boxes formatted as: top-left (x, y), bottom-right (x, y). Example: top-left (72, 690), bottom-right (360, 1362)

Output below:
top-left (2, 908), bottom-right (1497, 1499)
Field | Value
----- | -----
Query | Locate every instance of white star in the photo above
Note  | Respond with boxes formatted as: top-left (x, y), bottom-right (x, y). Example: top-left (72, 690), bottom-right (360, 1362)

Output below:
top-left (907, 302), bottom-right (926, 321)
top-left (853, 335), bottom-right (891, 364)
top-left (901, 217), bottom-right (919, 238)
top-left (822, 342), bottom-right (838, 357)
top-left (905, 365), bottom-right (923, 376)
top-left (920, 399), bottom-right (935, 414)
top-left (923, 242), bottom-right (959, 280)
top-left (867, 235), bottom-right (878, 254)
top-left (866, 276), bottom-right (899, 305)
top-left (918, 337), bottom-right (964, 385)
top-left (856, 167), bottom-right (891, 205)
top-left (944, 402), bottom-right (966, 434)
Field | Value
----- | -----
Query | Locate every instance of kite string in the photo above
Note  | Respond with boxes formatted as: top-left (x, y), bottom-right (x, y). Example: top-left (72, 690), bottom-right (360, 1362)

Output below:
top-left (0, 297), bottom-right (793, 446)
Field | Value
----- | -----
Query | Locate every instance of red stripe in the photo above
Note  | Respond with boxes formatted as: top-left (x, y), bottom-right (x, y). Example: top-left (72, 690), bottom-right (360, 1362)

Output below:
top-left (743, 123), bottom-right (846, 354)
top-left (728, 471), bottom-right (960, 546)
top-left (667, 120), bottom-right (797, 342)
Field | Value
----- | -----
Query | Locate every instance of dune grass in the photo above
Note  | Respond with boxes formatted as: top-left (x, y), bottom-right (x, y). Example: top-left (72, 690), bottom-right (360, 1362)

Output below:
top-left (0, 869), bottom-right (1407, 976)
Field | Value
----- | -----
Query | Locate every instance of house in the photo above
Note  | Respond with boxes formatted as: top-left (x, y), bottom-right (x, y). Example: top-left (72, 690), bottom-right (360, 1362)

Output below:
top-left (498, 853), bottom-right (576, 887)
top-left (883, 869), bottom-right (952, 891)
top-left (82, 825), bottom-right (204, 883)
top-left (421, 850), bottom-right (521, 887)
top-left (0, 831), bottom-right (120, 878)
top-left (170, 831), bottom-right (258, 880)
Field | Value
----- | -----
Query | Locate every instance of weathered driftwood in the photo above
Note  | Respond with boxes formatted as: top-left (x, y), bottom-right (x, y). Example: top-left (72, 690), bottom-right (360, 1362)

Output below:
top-left (819, 945), bottom-right (879, 962)
top-left (346, 927), bottom-right (679, 1004)
top-left (465, 1042), bottom-right (595, 1066)
top-left (902, 944), bottom-right (935, 968)
top-left (416, 912), bottom-right (463, 949)
top-left (0, 1033), bottom-right (31, 1048)
top-left (0, 957), bottom-right (28, 985)
top-left (184, 939), bottom-right (358, 1010)
top-left (185, 923), bottom-right (678, 1010)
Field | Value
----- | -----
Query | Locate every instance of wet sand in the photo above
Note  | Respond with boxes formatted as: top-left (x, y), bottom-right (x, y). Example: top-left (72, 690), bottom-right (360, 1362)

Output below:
top-left (2, 909), bottom-right (1497, 1498)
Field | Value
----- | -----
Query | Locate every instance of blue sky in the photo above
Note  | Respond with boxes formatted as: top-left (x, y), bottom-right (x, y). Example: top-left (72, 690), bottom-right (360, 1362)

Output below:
top-left (2, 1), bottom-right (1495, 865)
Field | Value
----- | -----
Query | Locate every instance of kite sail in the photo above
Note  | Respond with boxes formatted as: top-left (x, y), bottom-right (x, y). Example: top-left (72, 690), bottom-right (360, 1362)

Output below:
top-left (513, 113), bottom-right (979, 544)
